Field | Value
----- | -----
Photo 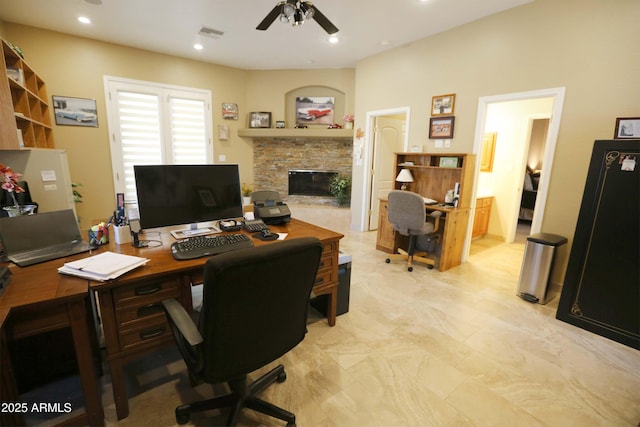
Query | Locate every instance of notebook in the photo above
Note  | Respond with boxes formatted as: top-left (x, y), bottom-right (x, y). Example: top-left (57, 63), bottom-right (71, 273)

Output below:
top-left (0, 209), bottom-right (94, 267)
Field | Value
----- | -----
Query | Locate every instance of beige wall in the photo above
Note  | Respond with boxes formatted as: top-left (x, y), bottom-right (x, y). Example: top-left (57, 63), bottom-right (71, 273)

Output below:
top-left (352, 0), bottom-right (639, 283)
top-left (1, 24), bottom-right (355, 229)
top-left (2, 0), bottom-right (638, 284)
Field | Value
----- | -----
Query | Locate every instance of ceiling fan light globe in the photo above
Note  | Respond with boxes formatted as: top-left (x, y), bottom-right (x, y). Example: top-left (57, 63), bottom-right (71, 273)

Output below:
top-left (279, 13), bottom-right (289, 23)
top-left (283, 0), bottom-right (296, 17)
top-left (300, 2), bottom-right (315, 19)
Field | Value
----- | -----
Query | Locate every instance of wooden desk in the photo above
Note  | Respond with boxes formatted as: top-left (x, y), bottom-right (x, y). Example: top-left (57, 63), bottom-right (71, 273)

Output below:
top-left (376, 198), bottom-right (469, 271)
top-left (90, 218), bottom-right (343, 420)
top-left (0, 258), bottom-right (105, 427)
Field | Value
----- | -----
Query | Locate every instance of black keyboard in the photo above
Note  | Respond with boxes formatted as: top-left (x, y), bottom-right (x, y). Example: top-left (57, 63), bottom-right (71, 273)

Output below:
top-left (171, 234), bottom-right (254, 260)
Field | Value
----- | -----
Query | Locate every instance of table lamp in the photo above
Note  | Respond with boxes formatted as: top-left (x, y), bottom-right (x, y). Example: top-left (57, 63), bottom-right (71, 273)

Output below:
top-left (396, 168), bottom-right (414, 190)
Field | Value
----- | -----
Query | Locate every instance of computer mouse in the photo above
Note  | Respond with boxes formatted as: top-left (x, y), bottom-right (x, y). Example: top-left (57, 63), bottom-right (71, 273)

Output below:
top-left (261, 229), bottom-right (272, 238)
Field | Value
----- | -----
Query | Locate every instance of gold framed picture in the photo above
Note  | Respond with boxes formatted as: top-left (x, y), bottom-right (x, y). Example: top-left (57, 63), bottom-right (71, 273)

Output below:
top-left (431, 94), bottom-right (455, 116)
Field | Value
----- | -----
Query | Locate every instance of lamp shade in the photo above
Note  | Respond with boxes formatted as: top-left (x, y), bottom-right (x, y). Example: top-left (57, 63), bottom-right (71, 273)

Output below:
top-left (396, 169), bottom-right (414, 183)
top-left (396, 168), bottom-right (414, 190)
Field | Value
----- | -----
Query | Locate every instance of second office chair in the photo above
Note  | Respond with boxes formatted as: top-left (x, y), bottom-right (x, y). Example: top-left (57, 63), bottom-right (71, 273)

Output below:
top-left (385, 190), bottom-right (441, 271)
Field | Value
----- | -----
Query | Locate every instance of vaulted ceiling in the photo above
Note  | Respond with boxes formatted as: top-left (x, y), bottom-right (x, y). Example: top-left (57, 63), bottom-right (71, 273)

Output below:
top-left (0, 0), bottom-right (533, 70)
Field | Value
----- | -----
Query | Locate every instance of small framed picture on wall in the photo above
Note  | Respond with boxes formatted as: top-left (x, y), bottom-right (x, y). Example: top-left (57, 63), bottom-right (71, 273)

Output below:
top-left (429, 116), bottom-right (455, 139)
top-left (248, 112), bottom-right (271, 128)
top-left (222, 103), bottom-right (238, 120)
top-left (431, 94), bottom-right (455, 116)
top-left (614, 117), bottom-right (640, 139)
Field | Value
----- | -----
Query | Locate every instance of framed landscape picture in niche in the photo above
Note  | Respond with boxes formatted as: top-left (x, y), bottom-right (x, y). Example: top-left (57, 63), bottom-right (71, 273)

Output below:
top-left (295, 96), bottom-right (335, 125)
top-left (249, 112), bottom-right (271, 128)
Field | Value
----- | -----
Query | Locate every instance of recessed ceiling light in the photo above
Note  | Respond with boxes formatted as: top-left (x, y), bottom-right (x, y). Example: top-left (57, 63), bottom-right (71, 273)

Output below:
top-left (328, 36), bottom-right (339, 44)
top-left (78, 16), bottom-right (91, 24)
top-left (194, 43), bottom-right (204, 51)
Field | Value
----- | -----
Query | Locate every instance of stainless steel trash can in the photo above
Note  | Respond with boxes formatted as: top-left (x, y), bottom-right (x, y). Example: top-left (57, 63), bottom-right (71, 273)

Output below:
top-left (517, 233), bottom-right (567, 304)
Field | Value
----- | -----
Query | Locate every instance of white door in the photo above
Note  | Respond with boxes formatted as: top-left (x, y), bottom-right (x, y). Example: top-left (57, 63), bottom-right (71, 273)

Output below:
top-left (368, 116), bottom-right (405, 230)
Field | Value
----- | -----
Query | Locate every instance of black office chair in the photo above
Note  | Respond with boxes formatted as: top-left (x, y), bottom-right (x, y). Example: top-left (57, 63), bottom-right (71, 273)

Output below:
top-left (162, 237), bottom-right (323, 427)
top-left (385, 190), bottom-right (441, 271)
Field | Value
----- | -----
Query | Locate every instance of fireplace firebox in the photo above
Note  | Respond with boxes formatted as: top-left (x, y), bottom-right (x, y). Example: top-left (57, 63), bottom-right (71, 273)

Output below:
top-left (288, 170), bottom-right (338, 197)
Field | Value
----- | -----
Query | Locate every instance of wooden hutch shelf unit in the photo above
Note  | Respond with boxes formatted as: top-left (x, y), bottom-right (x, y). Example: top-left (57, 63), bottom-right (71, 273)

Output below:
top-left (376, 152), bottom-right (475, 271)
top-left (0, 39), bottom-right (54, 149)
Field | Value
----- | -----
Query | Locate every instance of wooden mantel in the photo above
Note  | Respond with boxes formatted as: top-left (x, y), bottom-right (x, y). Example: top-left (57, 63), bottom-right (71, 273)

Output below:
top-left (238, 128), bottom-right (353, 139)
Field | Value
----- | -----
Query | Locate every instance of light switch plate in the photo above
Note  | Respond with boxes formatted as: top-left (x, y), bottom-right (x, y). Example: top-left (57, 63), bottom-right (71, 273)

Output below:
top-left (41, 170), bottom-right (57, 181)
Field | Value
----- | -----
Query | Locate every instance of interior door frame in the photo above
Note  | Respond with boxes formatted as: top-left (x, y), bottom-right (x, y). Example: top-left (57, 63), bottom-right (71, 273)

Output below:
top-left (358, 107), bottom-right (411, 231)
top-left (463, 87), bottom-right (566, 261)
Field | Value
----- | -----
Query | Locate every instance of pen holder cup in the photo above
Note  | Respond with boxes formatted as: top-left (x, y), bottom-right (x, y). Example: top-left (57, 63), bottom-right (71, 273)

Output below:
top-left (88, 223), bottom-right (109, 246)
top-left (113, 225), bottom-right (132, 245)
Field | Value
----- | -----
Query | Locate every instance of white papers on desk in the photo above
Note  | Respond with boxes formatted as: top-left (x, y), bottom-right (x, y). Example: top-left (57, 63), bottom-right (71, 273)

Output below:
top-left (58, 251), bottom-right (149, 281)
top-left (423, 197), bottom-right (438, 205)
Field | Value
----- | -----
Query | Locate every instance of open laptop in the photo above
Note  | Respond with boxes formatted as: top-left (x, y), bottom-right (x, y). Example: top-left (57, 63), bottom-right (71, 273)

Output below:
top-left (0, 209), bottom-right (94, 267)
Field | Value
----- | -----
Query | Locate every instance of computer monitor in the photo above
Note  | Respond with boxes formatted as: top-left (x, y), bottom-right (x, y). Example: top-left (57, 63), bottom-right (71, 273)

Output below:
top-left (133, 164), bottom-right (243, 238)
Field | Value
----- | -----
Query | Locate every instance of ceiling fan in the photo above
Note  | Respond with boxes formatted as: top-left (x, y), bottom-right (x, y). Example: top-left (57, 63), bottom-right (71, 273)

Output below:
top-left (256, 1), bottom-right (339, 35)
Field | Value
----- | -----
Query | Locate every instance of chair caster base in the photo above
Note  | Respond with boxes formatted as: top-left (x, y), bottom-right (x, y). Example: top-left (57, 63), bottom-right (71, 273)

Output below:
top-left (176, 407), bottom-right (190, 425)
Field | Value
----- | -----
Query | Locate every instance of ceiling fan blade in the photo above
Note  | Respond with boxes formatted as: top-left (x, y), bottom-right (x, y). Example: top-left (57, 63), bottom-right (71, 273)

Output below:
top-left (256, 3), bottom-right (284, 31)
top-left (311, 6), bottom-right (339, 34)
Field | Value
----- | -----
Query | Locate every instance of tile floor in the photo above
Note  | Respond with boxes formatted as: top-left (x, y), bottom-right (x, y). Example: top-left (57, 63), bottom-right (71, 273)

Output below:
top-left (24, 206), bottom-right (640, 426)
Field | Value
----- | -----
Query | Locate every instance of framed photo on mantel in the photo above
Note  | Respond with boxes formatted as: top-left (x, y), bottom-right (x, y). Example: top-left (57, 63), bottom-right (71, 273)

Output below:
top-left (248, 112), bottom-right (271, 128)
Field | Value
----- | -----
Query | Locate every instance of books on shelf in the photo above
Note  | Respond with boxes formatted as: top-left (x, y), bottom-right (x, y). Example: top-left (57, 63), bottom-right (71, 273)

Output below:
top-left (58, 251), bottom-right (149, 281)
top-left (6, 67), bottom-right (24, 85)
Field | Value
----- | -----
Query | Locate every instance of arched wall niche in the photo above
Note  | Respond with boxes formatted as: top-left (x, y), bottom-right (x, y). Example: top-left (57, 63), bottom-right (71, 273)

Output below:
top-left (285, 85), bottom-right (346, 127)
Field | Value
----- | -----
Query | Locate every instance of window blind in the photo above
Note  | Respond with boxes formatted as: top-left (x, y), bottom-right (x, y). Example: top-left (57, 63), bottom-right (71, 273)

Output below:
top-left (104, 77), bottom-right (212, 205)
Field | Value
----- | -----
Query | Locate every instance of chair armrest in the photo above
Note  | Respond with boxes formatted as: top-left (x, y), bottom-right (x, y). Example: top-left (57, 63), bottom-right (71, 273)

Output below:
top-left (162, 299), bottom-right (203, 346)
top-left (429, 211), bottom-right (442, 233)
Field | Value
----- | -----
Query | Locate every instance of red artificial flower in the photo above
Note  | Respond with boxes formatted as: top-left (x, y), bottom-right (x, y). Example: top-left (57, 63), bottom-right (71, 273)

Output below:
top-left (0, 164), bottom-right (25, 194)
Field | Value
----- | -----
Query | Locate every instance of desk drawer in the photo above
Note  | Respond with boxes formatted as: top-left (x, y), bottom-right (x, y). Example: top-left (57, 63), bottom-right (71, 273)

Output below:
top-left (113, 278), bottom-right (182, 307)
top-left (119, 317), bottom-right (173, 350)
top-left (116, 299), bottom-right (176, 326)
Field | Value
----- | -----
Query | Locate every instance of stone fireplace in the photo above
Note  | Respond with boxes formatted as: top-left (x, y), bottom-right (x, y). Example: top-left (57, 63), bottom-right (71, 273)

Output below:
top-left (252, 135), bottom-right (352, 206)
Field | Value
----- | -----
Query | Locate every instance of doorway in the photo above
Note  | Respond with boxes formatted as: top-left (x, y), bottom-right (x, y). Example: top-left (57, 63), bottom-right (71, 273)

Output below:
top-left (465, 87), bottom-right (566, 261)
top-left (360, 107), bottom-right (410, 231)
top-left (517, 117), bottom-right (549, 238)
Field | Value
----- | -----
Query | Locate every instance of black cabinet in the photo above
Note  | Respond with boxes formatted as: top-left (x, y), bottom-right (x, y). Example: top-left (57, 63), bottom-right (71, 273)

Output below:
top-left (557, 140), bottom-right (639, 349)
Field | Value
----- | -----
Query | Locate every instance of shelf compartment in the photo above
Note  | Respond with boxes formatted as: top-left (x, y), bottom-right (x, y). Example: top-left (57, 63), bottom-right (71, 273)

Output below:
top-left (16, 119), bottom-right (35, 148)
top-left (27, 92), bottom-right (43, 123)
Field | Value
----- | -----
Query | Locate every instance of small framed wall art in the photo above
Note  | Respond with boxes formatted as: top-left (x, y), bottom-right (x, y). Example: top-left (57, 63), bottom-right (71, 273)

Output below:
top-left (431, 94), bottom-right (455, 116)
top-left (52, 95), bottom-right (98, 127)
top-left (429, 116), bottom-right (455, 139)
top-left (222, 103), bottom-right (238, 120)
top-left (614, 117), bottom-right (640, 139)
top-left (249, 112), bottom-right (271, 128)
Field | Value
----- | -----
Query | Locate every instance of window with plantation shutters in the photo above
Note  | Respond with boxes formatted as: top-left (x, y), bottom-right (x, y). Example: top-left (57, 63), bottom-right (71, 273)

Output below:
top-left (104, 76), bottom-right (213, 205)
